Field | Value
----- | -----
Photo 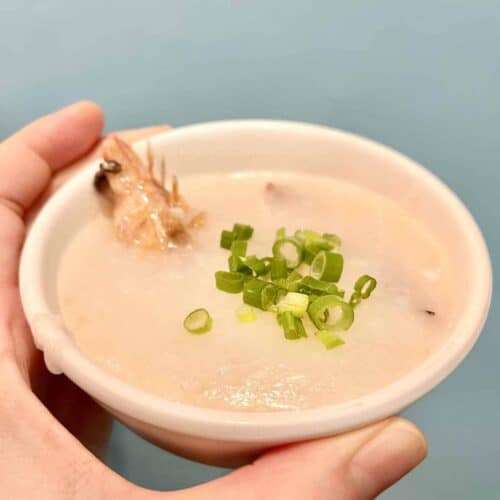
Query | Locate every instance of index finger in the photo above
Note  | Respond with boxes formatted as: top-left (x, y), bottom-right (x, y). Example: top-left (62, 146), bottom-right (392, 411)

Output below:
top-left (0, 101), bottom-right (104, 216)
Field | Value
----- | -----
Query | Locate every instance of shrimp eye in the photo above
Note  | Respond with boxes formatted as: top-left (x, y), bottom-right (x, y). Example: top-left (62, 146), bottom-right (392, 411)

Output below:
top-left (99, 160), bottom-right (122, 173)
top-left (94, 171), bottom-right (110, 192)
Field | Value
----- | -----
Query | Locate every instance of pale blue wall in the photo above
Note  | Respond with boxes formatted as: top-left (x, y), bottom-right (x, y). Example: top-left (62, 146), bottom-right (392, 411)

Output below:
top-left (1, 1), bottom-right (499, 497)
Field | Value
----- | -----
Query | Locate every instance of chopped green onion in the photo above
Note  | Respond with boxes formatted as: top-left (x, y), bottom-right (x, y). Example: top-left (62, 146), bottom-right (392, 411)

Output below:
top-left (322, 233), bottom-right (342, 248)
top-left (232, 223), bottom-right (254, 240)
top-left (294, 229), bottom-right (326, 244)
top-left (299, 276), bottom-right (344, 297)
top-left (349, 292), bottom-right (362, 308)
top-left (215, 271), bottom-right (245, 293)
top-left (270, 258), bottom-right (288, 280)
top-left (295, 230), bottom-right (334, 263)
top-left (214, 224), bottom-right (371, 345)
top-left (276, 292), bottom-right (309, 318)
top-left (308, 294), bottom-right (354, 332)
top-left (303, 247), bottom-right (317, 265)
top-left (260, 257), bottom-right (273, 276)
top-left (288, 269), bottom-right (303, 281)
top-left (272, 238), bottom-right (303, 269)
top-left (354, 275), bottom-right (377, 299)
top-left (183, 308), bottom-right (212, 334)
top-left (279, 311), bottom-right (307, 339)
top-left (275, 227), bottom-right (286, 240)
top-left (230, 240), bottom-right (248, 257)
top-left (228, 255), bottom-right (241, 272)
top-left (316, 330), bottom-right (345, 350)
top-left (243, 279), bottom-right (277, 310)
top-left (310, 251), bottom-right (344, 282)
top-left (273, 279), bottom-right (293, 291)
top-left (308, 293), bottom-right (319, 301)
top-left (294, 316), bottom-right (307, 338)
top-left (236, 305), bottom-right (257, 323)
top-left (227, 256), bottom-right (252, 274)
top-left (243, 255), bottom-right (269, 276)
top-left (220, 230), bottom-right (234, 250)
top-left (273, 270), bottom-right (303, 292)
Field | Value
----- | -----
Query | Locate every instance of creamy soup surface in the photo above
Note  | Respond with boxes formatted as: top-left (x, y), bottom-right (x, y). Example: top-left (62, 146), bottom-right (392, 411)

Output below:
top-left (58, 172), bottom-right (458, 411)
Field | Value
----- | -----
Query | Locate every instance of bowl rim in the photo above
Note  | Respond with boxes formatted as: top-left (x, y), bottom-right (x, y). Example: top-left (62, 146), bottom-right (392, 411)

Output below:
top-left (19, 119), bottom-right (492, 442)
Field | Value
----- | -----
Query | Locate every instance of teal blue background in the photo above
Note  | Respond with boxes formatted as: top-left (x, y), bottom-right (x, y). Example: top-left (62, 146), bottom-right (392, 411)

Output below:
top-left (1, 1), bottom-right (499, 498)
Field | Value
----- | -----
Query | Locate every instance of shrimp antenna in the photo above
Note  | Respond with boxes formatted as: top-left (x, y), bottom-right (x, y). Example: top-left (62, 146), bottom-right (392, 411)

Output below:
top-left (146, 141), bottom-right (155, 179)
top-left (160, 155), bottom-right (166, 188)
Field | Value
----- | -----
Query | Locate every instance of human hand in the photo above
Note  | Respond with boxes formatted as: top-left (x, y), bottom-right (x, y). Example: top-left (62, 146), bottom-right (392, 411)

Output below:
top-left (0, 102), bottom-right (427, 499)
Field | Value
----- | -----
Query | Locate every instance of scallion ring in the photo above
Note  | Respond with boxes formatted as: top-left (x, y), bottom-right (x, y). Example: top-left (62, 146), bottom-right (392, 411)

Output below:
top-left (230, 240), bottom-right (248, 257)
top-left (316, 330), bottom-right (345, 350)
top-left (276, 292), bottom-right (309, 318)
top-left (232, 223), bottom-right (254, 240)
top-left (354, 275), bottom-right (377, 299)
top-left (183, 308), bottom-right (212, 334)
top-left (215, 271), bottom-right (246, 293)
top-left (236, 305), bottom-right (257, 323)
top-left (278, 311), bottom-right (307, 340)
top-left (349, 292), bottom-right (363, 308)
top-left (243, 278), bottom-right (277, 310)
top-left (308, 294), bottom-right (354, 331)
top-left (310, 251), bottom-right (343, 282)
top-left (272, 238), bottom-right (303, 269)
top-left (242, 255), bottom-right (269, 276)
top-left (299, 275), bottom-right (344, 297)
top-left (270, 258), bottom-right (288, 280)
top-left (220, 230), bottom-right (234, 250)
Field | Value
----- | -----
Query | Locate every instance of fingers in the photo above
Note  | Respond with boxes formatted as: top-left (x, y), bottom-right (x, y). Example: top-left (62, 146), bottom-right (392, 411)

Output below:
top-left (25, 125), bottom-right (171, 225)
top-left (347, 419), bottom-right (427, 498)
top-left (0, 101), bottom-right (103, 215)
top-left (170, 417), bottom-right (426, 500)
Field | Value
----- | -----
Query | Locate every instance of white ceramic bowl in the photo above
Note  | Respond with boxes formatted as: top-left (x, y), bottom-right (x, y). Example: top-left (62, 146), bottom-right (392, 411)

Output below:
top-left (19, 121), bottom-right (492, 467)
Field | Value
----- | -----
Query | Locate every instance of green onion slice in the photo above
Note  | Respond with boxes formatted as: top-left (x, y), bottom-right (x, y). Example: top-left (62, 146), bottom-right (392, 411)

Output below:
top-left (220, 230), bottom-right (234, 250)
top-left (279, 311), bottom-right (307, 340)
top-left (270, 258), bottom-right (288, 280)
top-left (215, 271), bottom-right (245, 293)
top-left (275, 227), bottom-right (286, 240)
top-left (310, 251), bottom-right (344, 282)
top-left (294, 229), bottom-right (319, 241)
top-left (322, 233), bottom-right (342, 248)
top-left (276, 292), bottom-right (309, 318)
top-left (272, 238), bottom-right (303, 269)
top-left (236, 305), bottom-right (257, 323)
top-left (299, 276), bottom-right (344, 297)
top-left (295, 230), bottom-right (336, 263)
top-left (308, 294), bottom-right (354, 332)
top-left (242, 255), bottom-right (269, 276)
top-left (227, 256), bottom-right (252, 274)
top-left (273, 270), bottom-right (303, 292)
top-left (349, 291), bottom-right (363, 308)
top-left (354, 275), bottom-right (377, 299)
top-left (230, 240), bottom-right (248, 257)
top-left (243, 279), bottom-right (277, 310)
top-left (183, 308), bottom-right (213, 334)
top-left (302, 247), bottom-right (317, 265)
top-left (316, 329), bottom-right (345, 350)
top-left (232, 223), bottom-right (254, 240)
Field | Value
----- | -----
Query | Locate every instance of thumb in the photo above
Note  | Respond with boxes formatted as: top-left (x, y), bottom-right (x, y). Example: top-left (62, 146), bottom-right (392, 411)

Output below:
top-left (150, 417), bottom-right (426, 500)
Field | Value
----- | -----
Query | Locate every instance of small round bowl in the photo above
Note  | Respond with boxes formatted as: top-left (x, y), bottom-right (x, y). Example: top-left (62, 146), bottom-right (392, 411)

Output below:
top-left (19, 121), bottom-right (492, 467)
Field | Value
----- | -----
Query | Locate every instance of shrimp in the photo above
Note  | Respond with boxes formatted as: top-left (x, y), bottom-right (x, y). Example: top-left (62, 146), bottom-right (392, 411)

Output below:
top-left (94, 136), bottom-right (203, 251)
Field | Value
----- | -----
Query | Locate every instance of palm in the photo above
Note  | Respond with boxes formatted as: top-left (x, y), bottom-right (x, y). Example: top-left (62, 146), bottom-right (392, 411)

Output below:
top-left (0, 119), bottom-right (169, 457)
top-left (0, 102), bottom-right (426, 499)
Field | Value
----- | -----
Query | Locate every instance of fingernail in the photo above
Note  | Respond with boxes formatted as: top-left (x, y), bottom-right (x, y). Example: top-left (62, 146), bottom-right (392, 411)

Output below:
top-left (350, 419), bottom-right (427, 497)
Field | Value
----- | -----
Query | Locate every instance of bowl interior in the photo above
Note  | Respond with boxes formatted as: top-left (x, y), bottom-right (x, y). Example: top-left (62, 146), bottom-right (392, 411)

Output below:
top-left (20, 120), bottom-right (491, 441)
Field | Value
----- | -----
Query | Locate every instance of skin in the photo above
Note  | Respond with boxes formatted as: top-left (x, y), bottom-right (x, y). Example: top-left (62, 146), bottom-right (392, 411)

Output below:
top-left (0, 102), bottom-right (427, 500)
